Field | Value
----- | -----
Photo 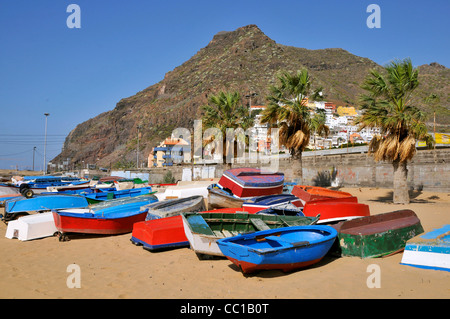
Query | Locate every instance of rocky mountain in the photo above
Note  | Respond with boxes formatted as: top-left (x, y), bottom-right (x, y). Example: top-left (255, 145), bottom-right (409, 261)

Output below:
top-left (52, 25), bottom-right (449, 168)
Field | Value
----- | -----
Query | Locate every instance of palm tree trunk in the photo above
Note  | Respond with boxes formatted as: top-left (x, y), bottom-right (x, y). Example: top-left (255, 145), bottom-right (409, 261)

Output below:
top-left (292, 149), bottom-right (303, 184)
top-left (393, 159), bottom-right (410, 204)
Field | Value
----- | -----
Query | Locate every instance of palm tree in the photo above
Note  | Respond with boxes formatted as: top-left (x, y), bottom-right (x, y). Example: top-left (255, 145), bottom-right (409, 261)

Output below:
top-left (310, 108), bottom-right (330, 150)
top-left (260, 69), bottom-right (323, 182)
top-left (355, 58), bottom-right (434, 204)
top-left (201, 91), bottom-right (254, 168)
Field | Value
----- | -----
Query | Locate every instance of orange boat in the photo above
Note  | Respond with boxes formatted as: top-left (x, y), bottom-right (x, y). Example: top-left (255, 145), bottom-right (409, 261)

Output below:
top-left (291, 185), bottom-right (355, 205)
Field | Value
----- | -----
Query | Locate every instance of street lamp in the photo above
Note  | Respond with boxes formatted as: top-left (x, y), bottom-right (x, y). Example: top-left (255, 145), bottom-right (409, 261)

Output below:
top-left (43, 113), bottom-right (50, 175)
top-left (245, 92), bottom-right (258, 109)
top-left (137, 125), bottom-right (142, 169)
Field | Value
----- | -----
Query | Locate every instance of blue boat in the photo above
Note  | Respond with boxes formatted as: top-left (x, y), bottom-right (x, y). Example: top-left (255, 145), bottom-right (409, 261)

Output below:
top-left (2, 194), bottom-right (90, 221)
top-left (84, 187), bottom-right (154, 203)
top-left (217, 225), bottom-right (338, 274)
top-left (256, 202), bottom-right (305, 217)
top-left (242, 194), bottom-right (303, 213)
top-left (401, 224), bottom-right (450, 272)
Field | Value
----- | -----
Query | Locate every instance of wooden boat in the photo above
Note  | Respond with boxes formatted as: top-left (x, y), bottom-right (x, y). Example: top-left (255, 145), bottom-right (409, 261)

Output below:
top-left (218, 167), bottom-right (284, 198)
top-left (182, 212), bottom-right (319, 258)
top-left (302, 201), bottom-right (370, 224)
top-left (131, 204), bottom-right (238, 252)
top-left (255, 202), bottom-right (305, 217)
top-left (242, 194), bottom-right (302, 214)
top-left (131, 215), bottom-right (190, 251)
top-left (52, 195), bottom-right (158, 240)
top-left (217, 225), bottom-right (338, 274)
top-left (3, 194), bottom-right (90, 222)
top-left (291, 185), bottom-right (355, 205)
top-left (84, 186), bottom-right (154, 204)
top-left (331, 209), bottom-right (424, 258)
top-left (207, 184), bottom-right (245, 209)
top-left (401, 224), bottom-right (450, 272)
top-left (144, 195), bottom-right (205, 220)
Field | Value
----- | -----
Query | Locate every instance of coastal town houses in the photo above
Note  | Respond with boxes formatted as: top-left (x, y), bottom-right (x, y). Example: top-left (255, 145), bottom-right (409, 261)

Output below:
top-left (148, 137), bottom-right (190, 168)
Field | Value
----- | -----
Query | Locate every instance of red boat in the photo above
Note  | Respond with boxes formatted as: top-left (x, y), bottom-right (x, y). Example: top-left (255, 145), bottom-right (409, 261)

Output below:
top-left (131, 215), bottom-right (190, 251)
top-left (52, 196), bottom-right (158, 240)
top-left (218, 168), bottom-right (284, 198)
top-left (302, 201), bottom-right (370, 224)
top-left (130, 208), bottom-right (244, 251)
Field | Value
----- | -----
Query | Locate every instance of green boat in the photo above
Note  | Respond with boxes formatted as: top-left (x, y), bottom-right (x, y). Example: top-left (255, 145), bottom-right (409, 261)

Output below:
top-left (331, 209), bottom-right (424, 258)
top-left (181, 211), bottom-right (319, 258)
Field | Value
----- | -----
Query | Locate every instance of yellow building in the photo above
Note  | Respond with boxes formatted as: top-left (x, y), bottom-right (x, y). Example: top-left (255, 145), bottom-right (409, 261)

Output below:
top-left (336, 106), bottom-right (357, 117)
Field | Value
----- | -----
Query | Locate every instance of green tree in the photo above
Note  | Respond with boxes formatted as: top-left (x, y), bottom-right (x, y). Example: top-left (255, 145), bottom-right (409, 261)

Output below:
top-left (355, 58), bottom-right (434, 204)
top-left (260, 69), bottom-right (323, 182)
top-left (201, 91), bottom-right (254, 168)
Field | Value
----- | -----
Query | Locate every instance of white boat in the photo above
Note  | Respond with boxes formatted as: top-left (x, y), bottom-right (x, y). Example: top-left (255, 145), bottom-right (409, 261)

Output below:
top-left (156, 180), bottom-right (216, 201)
top-left (401, 224), bottom-right (450, 272)
top-left (5, 212), bottom-right (58, 241)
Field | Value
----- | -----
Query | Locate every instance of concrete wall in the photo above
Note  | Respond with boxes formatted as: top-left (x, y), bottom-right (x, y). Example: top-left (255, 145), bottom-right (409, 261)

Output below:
top-left (141, 148), bottom-right (450, 192)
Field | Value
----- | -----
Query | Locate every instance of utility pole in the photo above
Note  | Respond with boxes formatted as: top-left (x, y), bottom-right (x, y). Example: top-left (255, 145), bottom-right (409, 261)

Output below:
top-left (137, 125), bottom-right (142, 169)
top-left (43, 113), bottom-right (50, 175)
top-left (32, 146), bottom-right (36, 171)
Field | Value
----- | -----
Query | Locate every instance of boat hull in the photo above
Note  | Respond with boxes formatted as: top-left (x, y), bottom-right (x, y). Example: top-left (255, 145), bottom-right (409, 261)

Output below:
top-left (333, 209), bottom-right (424, 258)
top-left (291, 185), bottom-right (355, 205)
top-left (217, 225), bottom-right (338, 274)
top-left (401, 224), bottom-right (450, 272)
top-left (131, 215), bottom-right (189, 250)
top-left (218, 168), bottom-right (284, 198)
top-left (302, 201), bottom-right (370, 224)
top-left (53, 210), bottom-right (148, 235)
top-left (242, 194), bottom-right (302, 214)
top-left (182, 212), bottom-right (319, 258)
top-left (207, 184), bottom-right (245, 209)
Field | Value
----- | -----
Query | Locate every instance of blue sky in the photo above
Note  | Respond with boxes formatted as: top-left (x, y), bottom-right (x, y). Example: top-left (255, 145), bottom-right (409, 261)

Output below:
top-left (0, 0), bottom-right (448, 170)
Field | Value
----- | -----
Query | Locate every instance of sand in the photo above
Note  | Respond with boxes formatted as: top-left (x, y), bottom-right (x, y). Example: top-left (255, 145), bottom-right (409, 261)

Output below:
top-left (0, 187), bottom-right (449, 300)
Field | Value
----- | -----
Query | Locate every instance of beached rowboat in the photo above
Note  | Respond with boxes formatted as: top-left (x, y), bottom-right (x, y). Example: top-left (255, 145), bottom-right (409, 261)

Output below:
top-left (207, 184), bottom-right (245, 209)
top-left (217, 225), bottom-right (338, 274)
top-left (331, 209), bottom-right (424, 258)
top-left (218, 168), bottom-right (284, 198)
top-left (242, 194), bottom-right (302, 214)
top-left (401, 224), bottom-right (450, 272)
top-left (52, 195), bottom-right (158, 240)
top-left (182, 212), bottom-right (319, 258)
top-left (302, 201), bottom-right (370, 224)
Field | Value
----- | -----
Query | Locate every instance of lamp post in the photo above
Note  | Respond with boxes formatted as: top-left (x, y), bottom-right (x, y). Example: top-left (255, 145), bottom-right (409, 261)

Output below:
top-left (245, 92), bottom-right (258, 110)
top-left (32, 146), bottom-right (36, 171)
top-left (43, 113), bottom-right (50, 175)
top-left (137, 125), bottom-right (142, 169)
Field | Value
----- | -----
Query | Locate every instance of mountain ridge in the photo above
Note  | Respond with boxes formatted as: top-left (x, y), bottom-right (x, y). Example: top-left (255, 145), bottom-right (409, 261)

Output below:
top-left (52, 24), bottom-right (449, 168)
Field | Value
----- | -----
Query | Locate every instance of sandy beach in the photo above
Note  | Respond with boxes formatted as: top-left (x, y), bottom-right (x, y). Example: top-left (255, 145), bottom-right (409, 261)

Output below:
top-left (0, 187), bottom-right (448, 300)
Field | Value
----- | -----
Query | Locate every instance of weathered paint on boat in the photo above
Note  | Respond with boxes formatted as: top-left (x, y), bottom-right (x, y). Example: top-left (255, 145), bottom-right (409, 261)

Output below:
top-left (207, 184), bottom-right (245, 209)
top-left (332, 209), bottom-right (424, 258)
top-left (144, 195), bottom-right (205, 220)
top-left (302, 201), bottom-right (370, 224)
top-left (217, 225), bottom-right (338, 274)
top-left (291, 185), bottom-right (355, 205)
top-left (242, 194), bottom-right (302, 214)
top-left (401, 224), bottom-right (450, 272)
top-left (131, 215), bottom-right (190, 251)
top-left (84, 187), bottom-right (154, 204)
top-left (52, 196), bottom-right (158, 238)
top-left (218, 168), bottom-right (284, 198)
top-left (182, 212), bottom-right (319, 258)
